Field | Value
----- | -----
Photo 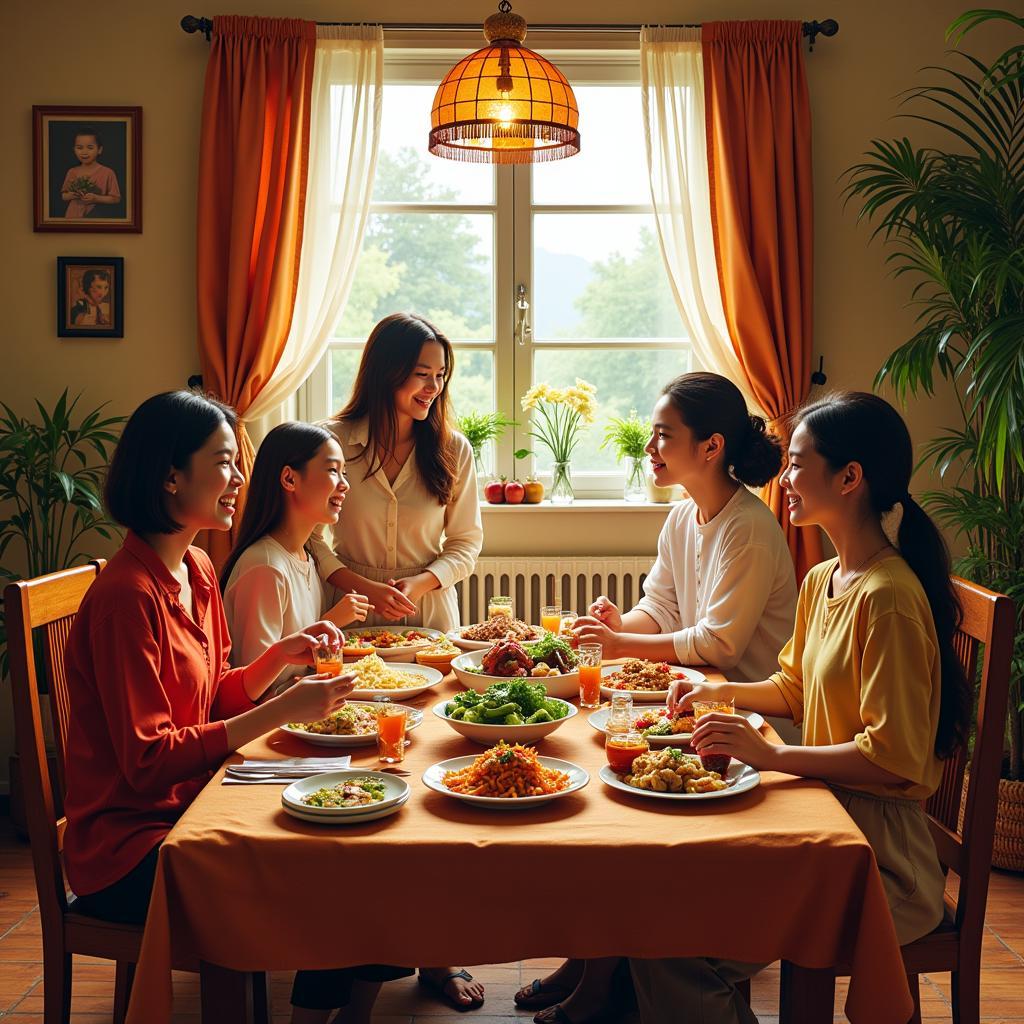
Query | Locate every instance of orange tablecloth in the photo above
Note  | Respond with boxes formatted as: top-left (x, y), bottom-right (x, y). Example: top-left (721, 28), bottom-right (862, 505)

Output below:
top-left (126, 673), bottom-right (913, 1024)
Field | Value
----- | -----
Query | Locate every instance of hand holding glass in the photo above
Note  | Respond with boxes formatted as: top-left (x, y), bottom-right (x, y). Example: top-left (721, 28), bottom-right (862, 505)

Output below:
top-left (693, 697), bottom-right (735, 778)
top-left (577, 642), bottom-right (602, 708)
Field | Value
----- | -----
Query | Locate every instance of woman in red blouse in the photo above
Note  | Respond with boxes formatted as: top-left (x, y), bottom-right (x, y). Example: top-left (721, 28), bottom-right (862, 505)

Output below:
top-left (63, 392), bottom-right (372, 1015)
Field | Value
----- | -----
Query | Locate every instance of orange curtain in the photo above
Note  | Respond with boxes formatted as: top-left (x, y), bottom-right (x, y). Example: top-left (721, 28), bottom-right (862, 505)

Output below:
top-left (702, 21), bottom-right (824, 581)
top-left (195, 15), bottom-right (316, 568)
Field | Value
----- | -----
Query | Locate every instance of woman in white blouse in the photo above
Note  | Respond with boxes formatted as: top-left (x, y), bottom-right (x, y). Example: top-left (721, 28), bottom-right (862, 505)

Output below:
top-left (519, 373), bottom-right (798, 1024)
top-left (309, 313), bottom-right (483, 633)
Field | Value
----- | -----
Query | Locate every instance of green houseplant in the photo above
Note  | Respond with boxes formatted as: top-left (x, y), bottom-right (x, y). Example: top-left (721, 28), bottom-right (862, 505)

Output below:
top-left (601, 410), bottom-right (651, 502)
top-left (844, 8), bottom-right (1024, 863)
top-left (0, 390), bottom-right (124, 676)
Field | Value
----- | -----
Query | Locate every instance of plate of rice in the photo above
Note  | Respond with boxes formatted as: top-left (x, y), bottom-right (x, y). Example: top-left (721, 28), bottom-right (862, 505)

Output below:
top-left (599, 660), bottom-right (706, 703)
top-left (281, 701), bottom-right (424, 747)
top-left (447, 617), bottom-right (545, 651)
top-left (344, 653), bottom-right (443, 700)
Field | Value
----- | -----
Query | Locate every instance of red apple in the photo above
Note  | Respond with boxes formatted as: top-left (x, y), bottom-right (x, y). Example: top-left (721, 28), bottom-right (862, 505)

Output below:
top-left (483, 479), bottom-right (506, 504)
top-left (504, 479), bottom-right (525, 504)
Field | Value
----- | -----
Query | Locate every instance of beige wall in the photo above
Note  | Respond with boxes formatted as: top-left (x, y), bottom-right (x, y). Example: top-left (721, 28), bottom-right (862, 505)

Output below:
top-left (0, 0), bottom-right (1001, 791)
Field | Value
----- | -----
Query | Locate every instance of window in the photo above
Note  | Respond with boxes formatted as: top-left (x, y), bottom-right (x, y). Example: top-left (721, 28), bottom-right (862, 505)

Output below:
top-left (307, 48), bottom-right (693, 496)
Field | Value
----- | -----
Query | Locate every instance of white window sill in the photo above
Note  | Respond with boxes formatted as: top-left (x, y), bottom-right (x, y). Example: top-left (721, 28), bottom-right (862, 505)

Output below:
top-left (479, 499), bottom-right (680, 512)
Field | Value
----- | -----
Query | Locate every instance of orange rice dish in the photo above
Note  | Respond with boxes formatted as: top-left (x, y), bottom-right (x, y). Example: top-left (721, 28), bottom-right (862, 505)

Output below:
top-left (441, 741), bottom-right (571, 798)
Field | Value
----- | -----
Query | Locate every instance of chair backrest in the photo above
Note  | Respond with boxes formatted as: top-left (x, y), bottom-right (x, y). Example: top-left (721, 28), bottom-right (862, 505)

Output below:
top-left (5, 562), bottom-right (104, 931)
top-left (924, 576), bottom-right (1015, 940)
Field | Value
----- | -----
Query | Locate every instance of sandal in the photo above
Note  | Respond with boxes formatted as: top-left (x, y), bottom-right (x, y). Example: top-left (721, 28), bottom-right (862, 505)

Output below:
top-left (514, 977), bottom-right (576, 1011)
top-left (418, 968), bottom-right (485, 1012)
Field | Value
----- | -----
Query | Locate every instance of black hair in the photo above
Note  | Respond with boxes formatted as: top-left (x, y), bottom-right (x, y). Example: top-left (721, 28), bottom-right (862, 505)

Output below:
top-left (105, 390), bottom-right (237, 535)
top-left (661, 372), bottom-right (782, 487)
top-left (219, 421), bottom-right (335, 590)
top-left (74, 127), bottom-right (103, 148)
top-left (81, 269), bottom-right (110, 294)
top-left (335, 313), bottom-right (457, 505)
top-left (794, 391), bottom-right (971, 758)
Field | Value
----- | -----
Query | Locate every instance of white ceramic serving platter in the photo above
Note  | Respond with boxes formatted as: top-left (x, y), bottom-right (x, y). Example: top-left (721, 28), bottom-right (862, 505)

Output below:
top-left (347, 662), bottom-right (443, 701)
top-left (599, 761), bottom-right (761, 801)
top-left (450, 650), bottom-right (579, 700)
top-left (586, 707), bottom-right (765, 745)
top-left (598, 663), bottom-right (707, 703)
top-left (282, 769), bottom-right (409, 816)
top-left (344, 626), bottom-right (446, 662)
top-left (279, 703), bottom-right (424, 747)
top-left (446, 624), bottom-right (546, 652)
top-left (421, 755), bottom-right (589, 810)
top-left (431, 697), bottom-right (576, 745)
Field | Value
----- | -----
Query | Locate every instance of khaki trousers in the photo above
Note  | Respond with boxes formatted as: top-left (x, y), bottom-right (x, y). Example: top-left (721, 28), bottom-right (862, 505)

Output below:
top-left (630, 957), bottom-right (766, 1024)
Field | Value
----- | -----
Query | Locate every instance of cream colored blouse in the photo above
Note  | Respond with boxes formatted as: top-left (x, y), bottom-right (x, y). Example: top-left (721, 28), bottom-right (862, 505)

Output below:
top-left (307, 417), bottom-right (483, 631)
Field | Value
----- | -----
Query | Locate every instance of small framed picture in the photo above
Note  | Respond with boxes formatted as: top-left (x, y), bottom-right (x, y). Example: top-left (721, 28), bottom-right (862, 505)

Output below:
top-left (34, 106), bottom-right (142, 232)
top-left (57, 257), bottom-right (124, 338)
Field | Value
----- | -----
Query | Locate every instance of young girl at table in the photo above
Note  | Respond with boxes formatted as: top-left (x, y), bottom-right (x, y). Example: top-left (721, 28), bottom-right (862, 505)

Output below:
top-left (631, 392), bottom-right (971, 1024)
top-left (63, 391), bottom-right (355, 928)
top-left (307, 312), bottom-right (483, 632)
top-left (221, 422), bottom-right (373, 697)
top-left (519, 374), bottom-right (799, 1021)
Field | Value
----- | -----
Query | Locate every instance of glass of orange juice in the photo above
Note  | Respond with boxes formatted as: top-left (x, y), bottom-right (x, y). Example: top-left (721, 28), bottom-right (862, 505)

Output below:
top-left (375, 701), bottom-right (407, 763)
top-left (541, 605), bottom-right (562, 635)
top-left (313, 638), bottom-right (343, 675)
top-left (577, 642), bottom-right (603, 708)
top-left (692, 697), bottom-right (735, 778)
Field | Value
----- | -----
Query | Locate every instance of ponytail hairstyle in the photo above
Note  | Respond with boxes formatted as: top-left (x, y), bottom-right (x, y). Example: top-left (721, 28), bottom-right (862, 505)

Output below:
top-left (334, 313), bottom-right (457, 505)
top-left (662, 372), bottom-right (782, 487)
top-left (219, 422), bottom-right (334, 591)
top-left (794, 391), bottom-right (971, 758)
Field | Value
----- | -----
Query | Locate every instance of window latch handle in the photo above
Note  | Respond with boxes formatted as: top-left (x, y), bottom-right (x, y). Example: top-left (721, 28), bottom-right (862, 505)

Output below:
top-left (515, 283), bottom-right (532, 347)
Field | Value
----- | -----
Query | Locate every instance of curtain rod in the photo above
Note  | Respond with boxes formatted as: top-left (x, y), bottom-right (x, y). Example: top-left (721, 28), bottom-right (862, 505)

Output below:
top-left (180, 15), bottom-right (839, 49)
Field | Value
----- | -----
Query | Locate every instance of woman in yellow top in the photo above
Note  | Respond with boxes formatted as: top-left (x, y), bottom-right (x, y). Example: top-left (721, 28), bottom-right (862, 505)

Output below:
top-left (630, 391), bottom-right (972, 1024)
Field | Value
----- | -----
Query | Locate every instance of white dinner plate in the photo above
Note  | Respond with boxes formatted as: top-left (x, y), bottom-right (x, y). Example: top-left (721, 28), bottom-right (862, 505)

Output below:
top-left (282, 769), bottom-right (409, 815)
top-left (446, 624), bottom-right (546, 652)
top-left (599, 761), bottom-right (761, 801)
top-left (422, 755), bottom-right (589, 810)
top-left (282, 789), bottom-right (410, 825)
top-left (344, 627), bottom-right (446, 662)
top-left (347, 662), bottom-right (443, 701)
top-left (587, 707), bottom-right (765, 745)
top-left (279, 703), bottom-right (423, 747)
top-left (598, 663), bottom-right (707, 703)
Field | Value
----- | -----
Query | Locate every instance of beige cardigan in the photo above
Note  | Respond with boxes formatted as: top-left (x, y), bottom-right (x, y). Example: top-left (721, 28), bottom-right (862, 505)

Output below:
top-left (307, 417), bottom-right (482, 631)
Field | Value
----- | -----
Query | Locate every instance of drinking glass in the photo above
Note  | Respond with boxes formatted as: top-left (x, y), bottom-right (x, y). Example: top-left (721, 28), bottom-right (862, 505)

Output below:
top-left (488, 595), bottom-right (514, 620)
top-left (541, 605), bottom-right (562, 635)
top-left (375, 703), bottom-right (407, 763)
top-left (313, 638), bottom-right (343, 676)
top-left (577, 642), bottom-right (603, 708)
top-left (692, 697), bottom-right (735, 778)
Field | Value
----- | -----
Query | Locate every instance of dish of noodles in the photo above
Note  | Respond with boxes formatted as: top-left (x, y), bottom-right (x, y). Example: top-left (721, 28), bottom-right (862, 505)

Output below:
top-left (422, 742), bottom-right (589, 809)
top-left (348, 654), bottom-right (436, 689)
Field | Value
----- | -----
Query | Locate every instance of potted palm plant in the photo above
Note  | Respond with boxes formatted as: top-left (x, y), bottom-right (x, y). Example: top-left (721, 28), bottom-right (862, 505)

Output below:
top-left (843, 8), bottom-right (1024, 868)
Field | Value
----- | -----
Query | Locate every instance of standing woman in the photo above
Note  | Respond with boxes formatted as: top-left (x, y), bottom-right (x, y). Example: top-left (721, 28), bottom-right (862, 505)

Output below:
top-left (63, 391), bottom-right (354, 928)
top-left (636, 392), bottom-right (972, 1024)
top-left (309, 313), bottom-right (483, 632)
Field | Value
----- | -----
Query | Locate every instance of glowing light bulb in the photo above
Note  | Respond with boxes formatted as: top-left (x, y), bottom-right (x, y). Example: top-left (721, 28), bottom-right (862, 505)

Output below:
top-left (497, 103), bottom-right (513, 128)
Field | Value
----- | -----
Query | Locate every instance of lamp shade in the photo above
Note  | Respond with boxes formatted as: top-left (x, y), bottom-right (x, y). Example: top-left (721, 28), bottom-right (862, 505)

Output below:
top-left (429, 4), bottom-right (580, 164)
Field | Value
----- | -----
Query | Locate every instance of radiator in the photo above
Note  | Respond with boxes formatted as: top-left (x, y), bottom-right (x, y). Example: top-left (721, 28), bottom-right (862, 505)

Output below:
top-left (455, 557), bottom-right (651, 625)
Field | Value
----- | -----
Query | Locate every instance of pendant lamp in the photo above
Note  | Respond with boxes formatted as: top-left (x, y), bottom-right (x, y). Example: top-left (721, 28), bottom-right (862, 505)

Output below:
top-left (429, 1), bottom-right (581, 164)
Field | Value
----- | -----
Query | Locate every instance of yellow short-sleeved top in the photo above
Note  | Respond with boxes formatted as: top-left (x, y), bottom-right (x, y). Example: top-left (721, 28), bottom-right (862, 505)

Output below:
top-left (771, 554), bottom-right (943, 800)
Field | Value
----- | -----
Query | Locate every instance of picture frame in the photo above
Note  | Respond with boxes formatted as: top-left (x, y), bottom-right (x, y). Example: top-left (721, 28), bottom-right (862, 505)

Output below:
top-left (57, 257), bottom-right (124, 338)
top-left (33, 106), bottom-right (142, 232)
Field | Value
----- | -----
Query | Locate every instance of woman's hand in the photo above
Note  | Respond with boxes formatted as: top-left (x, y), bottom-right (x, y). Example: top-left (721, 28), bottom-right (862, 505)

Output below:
top-left (329, 590), bottom-right (374, 627)
top-left (277, 671), bottom-right (356, 724)
top-left (391, 571), bottom-right (439, 605)
top-left (362, 579), bottom-right (417, 622)
top-left (572, 616), bottom-right (622, 658)
top-left (667, 679), bottom-right (729, 713)
top-left (272, 620), bottom-right (345, 665)
top-left (690, 712), bottom-right (778, 771)
top-left (588, 595), bottom-right (622, 631)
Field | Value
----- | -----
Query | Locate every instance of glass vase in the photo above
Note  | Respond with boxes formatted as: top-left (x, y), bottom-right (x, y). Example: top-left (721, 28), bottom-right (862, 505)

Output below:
top-left (624, 455), bottom-right (647, 502)
top-left (550, 460), bottom-right (574, 505)
top-left (473, 449), bottom-right (487, 499)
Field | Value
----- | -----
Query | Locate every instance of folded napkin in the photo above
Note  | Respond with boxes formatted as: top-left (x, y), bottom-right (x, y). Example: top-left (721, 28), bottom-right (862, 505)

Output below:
top-left (222, 756), bottom-right (352, 785)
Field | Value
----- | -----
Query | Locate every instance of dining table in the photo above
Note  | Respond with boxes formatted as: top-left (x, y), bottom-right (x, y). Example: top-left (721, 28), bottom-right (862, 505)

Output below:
top-left (123, 662), bottom-right (914, 1024)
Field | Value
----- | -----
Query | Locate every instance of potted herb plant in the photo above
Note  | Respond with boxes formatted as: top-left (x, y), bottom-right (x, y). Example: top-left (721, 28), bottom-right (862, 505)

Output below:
top-left (601, 409), bottom-right (652, 502)
top-left (844, 8), bottom-right (1024, 868)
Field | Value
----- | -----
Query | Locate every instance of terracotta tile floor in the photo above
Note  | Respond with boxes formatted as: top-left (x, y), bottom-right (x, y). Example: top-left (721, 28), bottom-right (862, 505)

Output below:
top-left (1, 818), bottom-right (1022, 1022)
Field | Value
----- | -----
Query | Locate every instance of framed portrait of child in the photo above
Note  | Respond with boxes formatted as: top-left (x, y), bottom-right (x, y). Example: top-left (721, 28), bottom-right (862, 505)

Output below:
top-left (57, 257), bottom-right (124, 338)
top-left (34, 106), bottom-right (142, 232)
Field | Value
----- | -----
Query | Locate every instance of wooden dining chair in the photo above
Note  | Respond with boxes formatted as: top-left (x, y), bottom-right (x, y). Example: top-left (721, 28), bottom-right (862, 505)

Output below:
top-left (778, 576), bottom-right (1016, 1024)
top-left (5, 563), bottom-right (269, 1024)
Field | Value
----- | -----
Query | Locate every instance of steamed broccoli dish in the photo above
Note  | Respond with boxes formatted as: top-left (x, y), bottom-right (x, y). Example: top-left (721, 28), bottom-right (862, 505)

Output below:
top-left (445, 680), bottom-right (568, 725)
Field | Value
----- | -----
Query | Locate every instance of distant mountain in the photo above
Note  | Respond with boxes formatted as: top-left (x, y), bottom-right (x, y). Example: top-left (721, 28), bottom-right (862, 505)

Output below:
top-left (534, 247), bottom-right (592, 338)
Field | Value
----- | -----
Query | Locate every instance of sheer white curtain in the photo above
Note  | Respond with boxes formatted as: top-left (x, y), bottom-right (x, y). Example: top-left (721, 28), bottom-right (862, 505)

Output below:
top-left (247, 25), bottom-right (383, 436)
top-left (640, 27), bottom-right (763, 415)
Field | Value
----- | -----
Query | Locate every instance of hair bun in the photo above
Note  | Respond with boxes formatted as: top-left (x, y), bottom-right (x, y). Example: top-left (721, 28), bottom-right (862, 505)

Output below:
top-left (731, 415), bottom-right (782, 487)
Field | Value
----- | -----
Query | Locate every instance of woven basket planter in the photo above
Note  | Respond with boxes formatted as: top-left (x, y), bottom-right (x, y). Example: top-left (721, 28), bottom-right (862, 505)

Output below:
top-left (960, 773), bottom-right (1024, 872)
